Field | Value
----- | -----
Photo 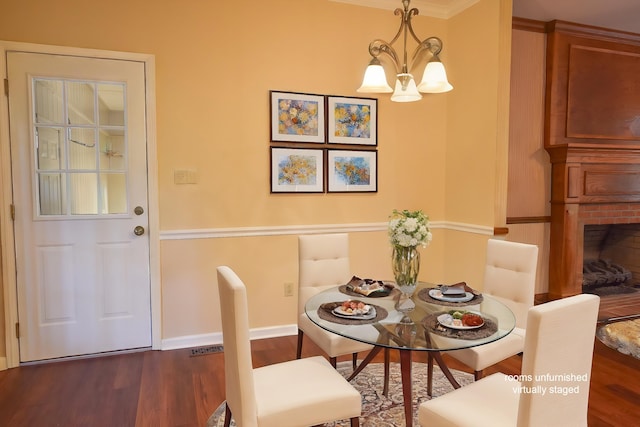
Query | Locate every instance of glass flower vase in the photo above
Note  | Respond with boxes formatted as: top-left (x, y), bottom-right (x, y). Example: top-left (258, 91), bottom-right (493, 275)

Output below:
top-left (392, 245), bottom-right (420, 297)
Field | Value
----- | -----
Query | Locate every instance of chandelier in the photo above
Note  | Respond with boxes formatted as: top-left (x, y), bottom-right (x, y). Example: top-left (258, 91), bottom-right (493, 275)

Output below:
top-left (357, 0), bottom-right (453, 102)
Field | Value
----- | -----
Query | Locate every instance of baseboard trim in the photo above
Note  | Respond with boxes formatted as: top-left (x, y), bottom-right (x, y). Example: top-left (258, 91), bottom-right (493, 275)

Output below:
top-left (160, 324), bottom-right (298, 351)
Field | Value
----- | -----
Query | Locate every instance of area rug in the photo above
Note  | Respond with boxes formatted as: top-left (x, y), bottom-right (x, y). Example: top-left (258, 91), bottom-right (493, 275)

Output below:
top-left (207, 361), bottom-right (473, 426)
top-left (597, 319), bottom-right (640, 359)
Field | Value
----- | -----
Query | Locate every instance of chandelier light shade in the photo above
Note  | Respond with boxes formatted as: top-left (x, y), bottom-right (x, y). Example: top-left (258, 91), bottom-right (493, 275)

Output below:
top-left (390, 73), bottom-right (422, 102)
top-left (358, 0), bottom-right (453, 102)
top-left (357, 58), bottom-right (393, 93)
top-left (418, 57), bottom-right (453, 93)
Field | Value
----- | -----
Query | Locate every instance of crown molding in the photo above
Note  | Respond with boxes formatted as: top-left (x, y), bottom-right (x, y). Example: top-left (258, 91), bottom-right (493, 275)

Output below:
top-left (329, 0), bottom-right (479, 19)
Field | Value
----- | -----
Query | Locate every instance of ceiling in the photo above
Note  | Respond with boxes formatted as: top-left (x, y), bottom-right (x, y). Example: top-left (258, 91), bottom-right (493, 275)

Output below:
top-left (329, 0), bottom-right (479, 19)
top-left (331, 0), bottom-right (640, 34)
top-left (512, 0), bottom-right (640, 35)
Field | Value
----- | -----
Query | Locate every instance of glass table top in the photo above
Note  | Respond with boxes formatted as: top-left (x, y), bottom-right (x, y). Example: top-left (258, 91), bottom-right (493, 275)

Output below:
top-left (304, 282), bottom-right (516, 352)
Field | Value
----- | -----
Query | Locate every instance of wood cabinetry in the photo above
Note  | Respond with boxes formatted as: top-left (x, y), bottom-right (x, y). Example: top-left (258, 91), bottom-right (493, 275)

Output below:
top-left (545, 21), bottom-right (640, 298)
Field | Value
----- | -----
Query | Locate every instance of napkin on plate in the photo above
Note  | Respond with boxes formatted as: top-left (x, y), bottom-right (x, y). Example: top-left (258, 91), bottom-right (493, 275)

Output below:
top-left (439, 281), bottom-right (481, 296)
top-left (440, 282), bottom-right (467, 295)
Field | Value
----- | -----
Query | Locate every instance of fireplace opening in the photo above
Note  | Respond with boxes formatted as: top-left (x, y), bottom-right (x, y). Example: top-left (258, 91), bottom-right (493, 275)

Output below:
top-left (583, 224), bottom-right (640, 295)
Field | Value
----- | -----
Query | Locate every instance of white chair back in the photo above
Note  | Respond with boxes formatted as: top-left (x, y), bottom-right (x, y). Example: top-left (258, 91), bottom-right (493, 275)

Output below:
top-left (483, 239), bottom-right (539, 329)
top-left (298, 233), bottom-right (351, 315)
top-left (518, 293), bottom-right (600, 426)
top-left (217, 266), bottom-right (258, 427)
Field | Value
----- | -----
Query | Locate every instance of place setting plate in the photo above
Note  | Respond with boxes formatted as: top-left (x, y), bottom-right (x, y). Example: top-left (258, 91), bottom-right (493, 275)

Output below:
top-left (318, 300), bottom-right (388, 324)
top-left (436, 311), bottom-right (485, 330)
top-left (428, 288), bottom-right (475, 303)
top-left (332, 305), bottom-right (377, 320)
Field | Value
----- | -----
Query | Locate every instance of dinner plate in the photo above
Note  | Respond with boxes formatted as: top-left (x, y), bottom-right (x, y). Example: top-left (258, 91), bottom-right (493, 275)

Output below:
top-left (429, 289), bottom-right (474, 303)
top-left (437, 312), bottom-right (485, 330)
top-left (332, 306), bottom-right (377, 320)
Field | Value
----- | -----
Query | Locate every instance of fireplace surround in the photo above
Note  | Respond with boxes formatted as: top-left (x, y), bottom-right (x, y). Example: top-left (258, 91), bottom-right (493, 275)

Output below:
top-left (544, 21), bottom-right (640, 299)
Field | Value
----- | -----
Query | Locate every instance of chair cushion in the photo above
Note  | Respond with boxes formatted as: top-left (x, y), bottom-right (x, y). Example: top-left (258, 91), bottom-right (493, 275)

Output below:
top-left (253, 356), bottom-right (362, 427)
top-left (418, 373), bottom-right (519, 427)
top-left (446, 327), bottom-right (524, 371)
top-left (299, 313), bottom-right (373, 356)
top-left (483, 240), bottom-right (538, 330)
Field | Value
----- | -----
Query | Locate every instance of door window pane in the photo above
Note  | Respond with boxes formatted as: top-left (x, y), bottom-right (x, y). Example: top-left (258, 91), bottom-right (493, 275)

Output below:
top-left (34, 79), bottom-right (64, 124)
top-left (99, 129), bottom-right (125, 170)
top-left (70, 173), bottom-right (98, 215)
top-left (98, 84), bottom-right (125, 126)
top-left (38, 173), bottom-right (66, 215)
top-left (36, 127), bottom-right (64, 170)
top-left (68, 128), bottom-right (96, 170)
top-left (100, 173), bottom-right (127, 214)
top-left (67, 82), bottom-right (95, 125)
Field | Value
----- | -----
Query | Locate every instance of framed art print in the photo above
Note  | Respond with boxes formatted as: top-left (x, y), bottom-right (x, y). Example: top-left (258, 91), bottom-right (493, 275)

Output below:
top-left (327, 96), bottom-right (377, 146)
top-left (327, 149), bottom-right (377, 193)
top-left (270, 91), bottom-right (325, 143)
top-left (270, 147), bottom-right (324, 193)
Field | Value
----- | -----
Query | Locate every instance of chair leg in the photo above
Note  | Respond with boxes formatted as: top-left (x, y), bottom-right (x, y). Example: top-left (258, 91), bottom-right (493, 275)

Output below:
top-left (474, 370), bottom-right (483, 381)
top-left (330, 356), bottom-right (337, 368)
top-left (382, 348), bottom-right (390, 397)
top-left (352, 352), bottom-right (358, 370)
top-left (296, 329), bottom-right (304, 359)
top-left (223, 402), bottom-right (232, 427)
top-left (427, 352), bottom-right (434, 396)
top-left (350, 416), bottom-right (360, 427)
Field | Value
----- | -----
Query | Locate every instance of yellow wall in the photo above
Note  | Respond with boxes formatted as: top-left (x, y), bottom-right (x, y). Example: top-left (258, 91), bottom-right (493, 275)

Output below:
top-left (443, 0), bottom-right (513, 281)
top-left (0, 0), bottom-right (510, 348)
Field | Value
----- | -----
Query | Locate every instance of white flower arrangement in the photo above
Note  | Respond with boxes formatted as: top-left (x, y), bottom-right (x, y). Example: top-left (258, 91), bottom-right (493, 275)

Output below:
top-left (388, 209), bottom-right (432, 248)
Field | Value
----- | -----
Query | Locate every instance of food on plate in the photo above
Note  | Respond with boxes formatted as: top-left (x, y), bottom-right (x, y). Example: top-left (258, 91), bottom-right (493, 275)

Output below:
top-left (437, 313), bottom-right (463, 327)
top-left (347, 276), bottom-right (391, 296)
top-left (340, 300), bottom-right (371, 315)
top-left (438, 310), bottom-right (484, 328)
top-left (448, 310), bottom-right (466, 319)
top-left (461, 313), bottom-right (484, 327)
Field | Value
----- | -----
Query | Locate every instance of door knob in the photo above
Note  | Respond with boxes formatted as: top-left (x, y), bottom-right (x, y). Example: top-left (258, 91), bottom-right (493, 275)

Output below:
top-left (134, 226), bottom-right (145, 236)
top-left (134, 206), bottom-right (144, 215)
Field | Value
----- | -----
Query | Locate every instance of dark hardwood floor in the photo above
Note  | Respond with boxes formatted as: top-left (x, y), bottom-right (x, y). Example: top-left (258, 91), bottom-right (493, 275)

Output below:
top-left (0, 294), bottom-right (639, 426)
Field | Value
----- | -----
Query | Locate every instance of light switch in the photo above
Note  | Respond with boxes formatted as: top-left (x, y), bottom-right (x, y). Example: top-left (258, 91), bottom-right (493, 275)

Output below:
top-left (174, 169), bottom-right (199, 184)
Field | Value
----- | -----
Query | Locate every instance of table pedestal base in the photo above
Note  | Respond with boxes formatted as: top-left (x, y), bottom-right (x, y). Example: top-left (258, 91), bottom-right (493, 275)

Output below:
top-left (347, 346), bottom-right (462, 427)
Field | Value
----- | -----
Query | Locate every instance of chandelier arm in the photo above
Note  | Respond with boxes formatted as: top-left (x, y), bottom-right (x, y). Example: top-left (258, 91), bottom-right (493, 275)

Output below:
top-left (388, 6), bottom-right (407, 46)
top-left (369, 39), bottom-right (402, 75)
top-left (405, 7), bottom-right (423, 46)
top-left (409, 36), bottom-right (443, 74)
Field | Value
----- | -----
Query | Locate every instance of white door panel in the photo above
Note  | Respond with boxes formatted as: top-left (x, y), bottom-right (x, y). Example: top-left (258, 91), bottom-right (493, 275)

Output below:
top-left (8, 51), bottom-right (151, 362)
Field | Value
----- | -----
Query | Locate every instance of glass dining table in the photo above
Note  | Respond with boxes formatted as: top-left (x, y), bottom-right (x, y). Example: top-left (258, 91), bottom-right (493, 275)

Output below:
top-left (304, 281), bottom-right (516, 427)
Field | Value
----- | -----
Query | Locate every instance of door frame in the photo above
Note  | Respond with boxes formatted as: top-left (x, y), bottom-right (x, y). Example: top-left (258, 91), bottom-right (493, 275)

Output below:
top-left (0, 41), bottom-right (161, 368)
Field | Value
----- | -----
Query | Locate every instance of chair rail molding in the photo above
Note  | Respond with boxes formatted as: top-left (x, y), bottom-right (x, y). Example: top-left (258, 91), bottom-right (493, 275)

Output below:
top-left (159, 221), bottom-right (495, 240)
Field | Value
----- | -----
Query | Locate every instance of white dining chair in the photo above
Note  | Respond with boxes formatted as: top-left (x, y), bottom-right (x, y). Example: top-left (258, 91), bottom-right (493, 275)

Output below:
top-left (297, 233), bottom-right (374, 369)
top-left (431, 239), bottom-right (539, 386)
top-left (418, 293), bottom-right (600, 427)
top-left (217, 266), bottom-right (362, 427)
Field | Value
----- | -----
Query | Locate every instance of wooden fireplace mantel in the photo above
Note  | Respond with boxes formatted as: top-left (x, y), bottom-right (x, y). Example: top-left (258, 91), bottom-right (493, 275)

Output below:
top-left (544, 21), bottom-right (640, 299)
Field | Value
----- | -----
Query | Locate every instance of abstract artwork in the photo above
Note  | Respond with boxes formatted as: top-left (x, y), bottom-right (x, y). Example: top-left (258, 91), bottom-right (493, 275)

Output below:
top-left (270, 147), bottom-right (324, 193)
top-left (270, 91), bottom-right (325, 143)
top-left (327, 149), bottom-right (377, 192)
top-left (328, 96), bottom-right (377, 145)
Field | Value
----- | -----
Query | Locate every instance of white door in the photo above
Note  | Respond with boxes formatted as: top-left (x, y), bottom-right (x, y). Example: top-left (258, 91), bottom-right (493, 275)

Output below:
top-left (7, 52), bottom-right (151, 362)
